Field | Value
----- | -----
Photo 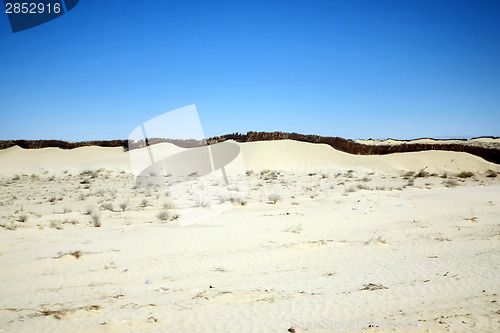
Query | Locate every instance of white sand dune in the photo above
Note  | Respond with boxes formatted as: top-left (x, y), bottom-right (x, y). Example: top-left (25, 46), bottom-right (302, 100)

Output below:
top-left (0, 140), bottom-right (499, 332)
top-left (239, 140), bottom-right (500, 174)
top-left (0, 140), bottom-right (498, 175)
top-left (355, 137), bottom-right (500, 150)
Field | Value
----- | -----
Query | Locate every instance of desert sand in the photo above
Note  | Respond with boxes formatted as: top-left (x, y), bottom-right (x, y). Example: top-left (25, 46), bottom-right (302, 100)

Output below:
top-left (354, 137), bottom-right (500, 150)
top-left (0, 140), bottom-right (499, 332)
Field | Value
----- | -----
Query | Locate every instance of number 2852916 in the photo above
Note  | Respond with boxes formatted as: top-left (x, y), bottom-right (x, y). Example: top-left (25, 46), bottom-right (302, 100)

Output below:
top-left (5, 2), bottom-right (61, 14)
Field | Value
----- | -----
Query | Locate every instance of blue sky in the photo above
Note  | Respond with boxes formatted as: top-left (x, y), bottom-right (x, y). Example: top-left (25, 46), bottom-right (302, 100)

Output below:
top-left (1, 0), bottom-right (499, 140)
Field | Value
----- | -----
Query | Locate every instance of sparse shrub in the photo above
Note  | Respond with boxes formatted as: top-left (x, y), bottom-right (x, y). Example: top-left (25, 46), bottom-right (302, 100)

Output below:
top-left (162, 201), bottom-right (175, 209)
top-left (91, 213), bottom-right (101, 227)
top-left (119, 202), bottom-right (128, 211)
top-left (231, 196), bottom-right (247, 206)
top-left (63, 219), bottom-right (79, 225)
top-left (457, 171), bottom-right (474, 178)
top-left (406, 179), bottom-right (415, 187)
top-left (415, 169), bottom-right (430, 178)
top-left (50, 221), bottom-right (63, 230)
top-left (441, 173), bottom-right (448, 178)
top-left (157, 210), bottom-right (170, 221)
top-left (17, 215), bottom-right (27, 222)
top-left (285, 223), bottom-right (302, 233)
top-left (402, 171), bottom-right (415, 179)
top-left (100, 203), bottom-right (113, 211)
top-left (0, 222), bottom-right (18, 231)
top-left (63, 207), bottom-right (72, 213)
top-left (217, 195), bottom-right (229, 204)
top-left (345, 186), bottom-right (356, 194)
top-left (84, 205), bottom-right (94, 215)
top-left (260, 169), bottom-right (279, 180)
top-left (485, 169), bottom-right (498, 178)
top-left (361, 177), bottom-right (371, 182)
top-left (443, 179), bottom-right (458, 188)
top-left (70, 250), bottom-right (82, 259)
top-left (194, 197), bottom-right (209, 208)
top-left (268, 193), bottom-right (281, 204)
top-left (48, 196), bottom-right (56, 203)
top-left (81, 170), bottom-right (98, 178)
top-left (80, 179), bottom-right (91, 184)
top-left (140, 199), bottom-right (149, 208)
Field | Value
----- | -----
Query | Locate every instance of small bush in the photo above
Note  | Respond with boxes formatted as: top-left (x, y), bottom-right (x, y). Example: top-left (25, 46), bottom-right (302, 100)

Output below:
top-left (81, 170), bottom-right (98, 178)
top-left (157, 211), bottom-right (170, 221)
top-left (70, 251), bottom-right (83, 259)
top-left (91, 213), bottom-right (101, 227)
top-left (443, 179), bottom-right (458, 188)
top-left (140, 199), bottom-right (149, 208)
top-left (194, 197), bottom-right (209, 208)
top-left (50, 221), bottom-right (63, 230)
top-left (345, 186), bottom-right (356, 193)
top-left (415, 169), bottom-right (430, 178)
top-left (119, 202), bottom-right (128, 211)
top-left (231, 196), bottom-right (247, 206)
top-left (217, 195), bottom-right (229, 204)
top-left (402, 171), bottom-right (415, 179)
top-left (268, 193), bottom-right (281, 204)
top-left (18, 215), bottom-right (27, 222)
top-left (100, 203), bottom-right (113, 211)
top-left (457, 171), bottom-right (474, 178)
top-left (163, 201), bottom-right (175, 209)
top-left (485, 169), bottom-right (498, 178)
top-left (84, 205), bottom-right (94, 215)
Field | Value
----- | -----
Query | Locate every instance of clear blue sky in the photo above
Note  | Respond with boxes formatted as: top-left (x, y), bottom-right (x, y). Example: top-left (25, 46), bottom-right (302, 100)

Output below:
top-left (1, 0), bottom-right (499, 141)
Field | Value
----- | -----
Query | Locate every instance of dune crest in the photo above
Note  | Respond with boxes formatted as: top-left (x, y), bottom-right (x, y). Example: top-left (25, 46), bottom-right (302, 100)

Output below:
top-left (0, 140), bottom-right (498, 175)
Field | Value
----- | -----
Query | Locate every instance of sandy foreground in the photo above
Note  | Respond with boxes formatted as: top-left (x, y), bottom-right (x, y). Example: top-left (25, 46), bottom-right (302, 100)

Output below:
top-left (0, 140), bottom-right (499, 332)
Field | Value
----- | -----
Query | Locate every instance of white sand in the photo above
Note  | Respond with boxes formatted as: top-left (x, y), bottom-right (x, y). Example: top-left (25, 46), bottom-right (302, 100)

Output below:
top-left (355, 137), bottom-right (500, 150)
top-left (0, 140), bottom-right (499, 175)
top-left (0, 141), bottom-right (499, 332)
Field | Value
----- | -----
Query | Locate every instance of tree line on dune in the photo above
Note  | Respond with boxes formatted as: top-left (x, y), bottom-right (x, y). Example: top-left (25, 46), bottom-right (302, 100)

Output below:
top-left (0, 132), bottom-right (498, 164)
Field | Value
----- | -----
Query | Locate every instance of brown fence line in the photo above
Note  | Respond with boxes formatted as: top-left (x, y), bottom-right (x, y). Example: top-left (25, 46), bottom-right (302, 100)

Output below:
top-left (0, 132), bottom-right (499, 165)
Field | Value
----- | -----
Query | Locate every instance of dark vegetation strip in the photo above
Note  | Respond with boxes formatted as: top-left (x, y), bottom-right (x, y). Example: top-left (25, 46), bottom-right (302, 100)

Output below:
top-left (0, 132), bottom-right (499, 164)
